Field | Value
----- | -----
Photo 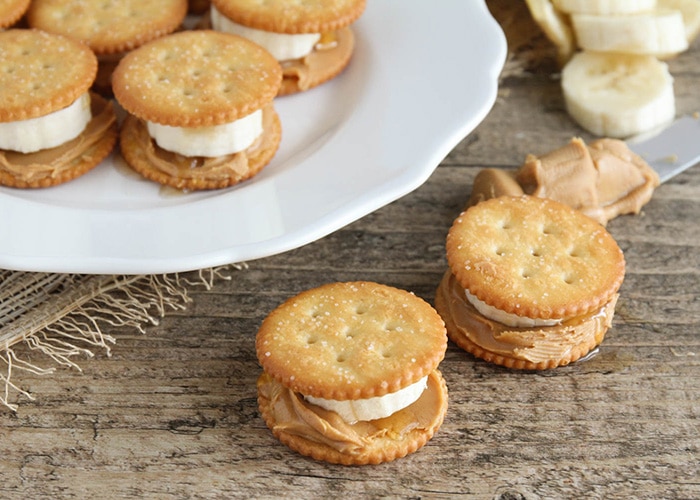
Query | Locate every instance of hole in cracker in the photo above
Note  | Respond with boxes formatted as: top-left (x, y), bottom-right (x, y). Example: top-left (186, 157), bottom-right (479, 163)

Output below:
top-left (494, 247), bottom-right (506, 257)
top-left (336, 353), bottom-right (347, 363)
top-left (541, 224), bottom-right (557, 236)
top-left (306, 336), bottom-right (318, 345)
top-left (521, 269), bottom-right (533, 279)
top-left (381, 351), bottom-right (392, 358)
top-left (530, 248), bottom-right (542, 257)
top-left (183, 89), bottom-right (194, 97)
top-left (562, 273), bottom-right (576, 285)
top-left (568, 247), bottom-right (582, 258)
top-left (355, 305), bottom-right (368, 315)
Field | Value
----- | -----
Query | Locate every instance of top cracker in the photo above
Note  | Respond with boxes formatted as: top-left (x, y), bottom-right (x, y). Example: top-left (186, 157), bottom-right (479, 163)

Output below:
top-left (112, 30), bottom-right (282, 127)
top-left (212, 0), bottom-right (366, 34)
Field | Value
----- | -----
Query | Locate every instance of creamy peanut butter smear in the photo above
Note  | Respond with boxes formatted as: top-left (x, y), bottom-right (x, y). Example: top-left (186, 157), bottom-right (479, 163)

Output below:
top-left (437, 272), bottom-right (616, 365)
top-left (467, 137), bottom-right (660, 225)
top-left (258, 370), bottom-right (446, 455)
top-left (281, 27), bottom-right (353, 92)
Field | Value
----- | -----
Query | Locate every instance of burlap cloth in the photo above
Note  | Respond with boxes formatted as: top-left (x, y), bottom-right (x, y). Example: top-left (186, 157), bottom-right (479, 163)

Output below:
top-left (0, 1), bottom-right (552, 411)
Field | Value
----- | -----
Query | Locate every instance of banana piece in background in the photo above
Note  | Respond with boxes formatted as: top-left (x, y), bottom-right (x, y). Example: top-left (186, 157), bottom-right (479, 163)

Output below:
top-left (561, 51), bottom-right (675, 138)
top-left (552, 0), bottom-right (657, 15)
top-left (523, 0), bottom-right (700, 138)
top-left (572, 9), bottom-right (688, 56)
top-left (523, 0), bottom-right (577, 65)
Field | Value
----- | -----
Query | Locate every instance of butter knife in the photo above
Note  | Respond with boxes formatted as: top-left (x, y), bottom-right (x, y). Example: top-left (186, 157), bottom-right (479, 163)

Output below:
top-left (628, 115), bottom-right (700, 183)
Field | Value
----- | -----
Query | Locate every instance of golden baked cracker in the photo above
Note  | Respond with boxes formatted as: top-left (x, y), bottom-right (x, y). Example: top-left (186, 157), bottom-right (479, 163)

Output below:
top-left (435, 271), bottom-right (613, 370)
top-left (26, 0), bottom-right (187, 55)
top-left (278, 26), bottom-right (355, 96)
top-left (257, 370), bottom-right (448, 465)
top-left (0, 0), bottom-right (29, 28)
top-left (212, 0), bottom-right (366, 34)
top-left (118, 105), bottom-right (281, 191)
top-left (112, 30), bottom-right (282, 128)
top-left (256, 281), bottom-right (447, 401)
top-left (0, 29), bottom-right (97, 122)
top-left (0, 93), bottom-right (117, 188)
top-left (446, 195), bottom-right (625, 320)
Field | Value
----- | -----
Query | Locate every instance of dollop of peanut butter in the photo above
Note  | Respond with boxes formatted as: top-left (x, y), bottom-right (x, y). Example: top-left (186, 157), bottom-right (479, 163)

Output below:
top-left (258, 370), bottom-right (446, 455)
top-left (437, 272), bottom-right (616, 364)
top-left (0, 94), bottom-right (116, 182)
top-left (468, 137), bottom-right (660, 225)
top-left (281, 27), bottom-right (354, 93)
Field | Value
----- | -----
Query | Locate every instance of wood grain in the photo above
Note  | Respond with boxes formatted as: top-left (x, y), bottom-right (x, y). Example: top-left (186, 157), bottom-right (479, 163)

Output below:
top-left (1, 3), bottom-right (699, 498)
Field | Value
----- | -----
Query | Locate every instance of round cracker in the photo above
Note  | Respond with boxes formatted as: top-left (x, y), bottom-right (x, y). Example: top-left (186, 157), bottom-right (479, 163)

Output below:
top-left (0, 29), bottom-right (97, 122)
top-left (0, 0), bottom-right (30, 28)
top-left (446, 195), bottom-right (625, 320)
top-left (0, 93), bottom-right (117, 188)
top-left (211, 0), bottom-right (366, 34)
top-left (112, 30), bottom-right (282, 127)
top-left (27, 0), bottom-right (187, 55)
top-left (256, 281), bottom-right (447, 401)
top-left (119, 104), bottom-right (281, 191)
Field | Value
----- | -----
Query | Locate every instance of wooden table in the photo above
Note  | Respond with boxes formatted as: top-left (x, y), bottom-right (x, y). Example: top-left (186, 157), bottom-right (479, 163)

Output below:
top-left (2, 4), bottom-right (699, 498)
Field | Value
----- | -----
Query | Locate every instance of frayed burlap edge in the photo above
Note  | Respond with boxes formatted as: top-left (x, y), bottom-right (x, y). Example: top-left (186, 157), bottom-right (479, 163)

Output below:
top-left (0, 265), bottom-right (244, 411)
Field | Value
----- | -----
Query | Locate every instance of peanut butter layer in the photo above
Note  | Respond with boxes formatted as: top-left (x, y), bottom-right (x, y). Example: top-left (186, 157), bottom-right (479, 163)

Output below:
top-left (119, 103), bottom-right (280, 191)
top-left (435, 271), bottom-right (615, 370)
top-left (279, 27), bottom-right (354, 95)
top-left (0, 93), bottom-right (117, 188)
top-left (257, 369), bottom-right (448, 465)
top-left (467, 137), bottom-right (660, 225)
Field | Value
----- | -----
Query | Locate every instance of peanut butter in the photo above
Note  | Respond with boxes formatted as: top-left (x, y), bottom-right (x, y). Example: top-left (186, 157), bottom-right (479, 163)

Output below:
top-left (257, 370), bottom-right (446, 456)
top-left (0, 94), bottom-right (116, 183)
top-left (437, 272), bottom-right (616, 364)
top-left (281, 27), bottom-right (353, 92)
top-left (467, 137), bottom-right (660, 225)
top-left (131, 104), bottom-right (277, 181)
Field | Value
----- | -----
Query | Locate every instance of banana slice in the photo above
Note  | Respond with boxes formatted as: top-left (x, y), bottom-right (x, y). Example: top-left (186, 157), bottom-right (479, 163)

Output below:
top-left (561, 51), bottom-right (675, 138)
top-left (572, 8), bottom-right (688, 56)
top-left (552, 0), bottom-right (657, 15)
top-left (524, 0), bottom-right (577, 65)
top-left (659, 0), bottom-right (700, 43)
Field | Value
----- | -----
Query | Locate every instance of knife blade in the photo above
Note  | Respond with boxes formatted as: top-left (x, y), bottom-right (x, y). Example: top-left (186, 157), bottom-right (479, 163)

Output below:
top-left (628, 115), bottom-right (700, 183)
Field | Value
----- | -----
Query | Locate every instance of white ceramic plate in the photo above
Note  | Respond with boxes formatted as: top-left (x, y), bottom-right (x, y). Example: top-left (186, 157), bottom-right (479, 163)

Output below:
top-left (0, 0), bottom-right (506, 274)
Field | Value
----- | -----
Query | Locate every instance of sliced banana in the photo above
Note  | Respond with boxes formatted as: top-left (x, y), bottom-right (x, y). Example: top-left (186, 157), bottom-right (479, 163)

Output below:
top-left (524, 0), bottom-right (577, 65)
top-left (146, 109), bottom-right (263, 158)
top-left (561, 51), bottom-right (675, 138)
top-left (0, 92), bottom-right (92, 154)
top-left (572, 8), bottom-right (688, 56)
top-left (552, 0), bottom-right (657, 15)
top-left (658, 0), bottom-right (700, 43)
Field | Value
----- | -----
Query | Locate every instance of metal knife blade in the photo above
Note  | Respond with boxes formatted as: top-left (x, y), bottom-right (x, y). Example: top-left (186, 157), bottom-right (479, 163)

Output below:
top-left (628, 115), bottom-right (700, 183)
